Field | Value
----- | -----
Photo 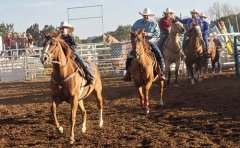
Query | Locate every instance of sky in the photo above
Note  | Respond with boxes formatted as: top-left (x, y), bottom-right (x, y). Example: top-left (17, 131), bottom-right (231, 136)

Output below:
top-left (0, 0), bottom-right (239, 39)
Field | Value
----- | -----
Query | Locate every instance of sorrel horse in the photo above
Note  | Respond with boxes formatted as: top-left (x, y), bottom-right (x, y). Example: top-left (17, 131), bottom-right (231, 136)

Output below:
top-left (130, 29), bottom-right (164, 114)
top-left (185, 23), bottom-right (205, 84)
top-left (162, 20), bottom-right (185, 87)
top-left (40, 34), bottom-right (103, 145)
top-left (203, 38), bottom-right (220, 73)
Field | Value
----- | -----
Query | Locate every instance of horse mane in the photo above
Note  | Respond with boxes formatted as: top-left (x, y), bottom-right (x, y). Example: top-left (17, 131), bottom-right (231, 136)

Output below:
top-left (56, 36), bottom-right (73, 58)
top-left (135, 29), bottom-right (151, 54)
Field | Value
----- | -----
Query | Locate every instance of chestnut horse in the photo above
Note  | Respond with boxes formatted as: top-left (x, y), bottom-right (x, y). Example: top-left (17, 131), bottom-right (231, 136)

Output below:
top-left (162, 20), bottom-right (185, 87)
top-left (130, 29), bottom-right (164, 114)
top-left (185, 23), bottom-right (205, 84)
top-left (40, 34), bottom-right (103, 145)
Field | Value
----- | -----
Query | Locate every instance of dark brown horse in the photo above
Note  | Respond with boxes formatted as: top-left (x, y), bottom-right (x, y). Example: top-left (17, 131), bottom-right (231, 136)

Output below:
top-left (185, 24), bottom-right (205, 84)
top-left (130, 29), bottom-right (164, 114)
top-left (40, 34), bottom-right (103, 145)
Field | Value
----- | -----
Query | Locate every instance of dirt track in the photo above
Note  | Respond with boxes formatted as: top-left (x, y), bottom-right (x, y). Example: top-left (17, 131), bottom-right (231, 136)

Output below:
top-left (0, 72), bottom-right (240, 147)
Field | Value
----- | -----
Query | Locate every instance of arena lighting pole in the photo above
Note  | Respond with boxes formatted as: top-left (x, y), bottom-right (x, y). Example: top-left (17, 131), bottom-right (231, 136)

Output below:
top-left (235, 14), bottom-right (239, 33)
top-left (233, 36), bottom-right (240, 76)
top-left (67, 5), bottom-right (105, 43)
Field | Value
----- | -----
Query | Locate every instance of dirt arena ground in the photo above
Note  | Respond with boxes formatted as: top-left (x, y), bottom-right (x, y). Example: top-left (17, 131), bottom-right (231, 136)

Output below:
top-left (0, 72), bottom-right (240, 147)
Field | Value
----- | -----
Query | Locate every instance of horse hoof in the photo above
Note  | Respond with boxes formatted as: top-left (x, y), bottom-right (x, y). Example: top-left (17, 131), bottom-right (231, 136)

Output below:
top-left (145, 107), bottom-right (150, 114)
top-left (69, 138), bottom-right (75, 145)
top-left (82, 127), bottom-right (86, 133)
top-left (174, 84), bottom-right (179, 88)
top-left (99, 121), bottom-right (103, 128)
top-left (58, 126), bottom-right (63, 134)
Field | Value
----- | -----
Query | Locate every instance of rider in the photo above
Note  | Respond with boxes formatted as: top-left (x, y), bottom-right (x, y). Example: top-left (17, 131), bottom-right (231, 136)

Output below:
top-left (59, 21), bottom-right (95, 85)
top-left (158, 8), bottom-right (174, 53)
top-left (123, 8), bottom-right (165, 81)
top-left (175, 9), bottom-right (203, 52)
top-left (199, 12), bottom-right (210, 56)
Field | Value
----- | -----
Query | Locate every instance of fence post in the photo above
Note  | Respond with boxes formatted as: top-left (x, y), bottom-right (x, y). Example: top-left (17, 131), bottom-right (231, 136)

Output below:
top-left (233, 36), bottom-right (240, 76)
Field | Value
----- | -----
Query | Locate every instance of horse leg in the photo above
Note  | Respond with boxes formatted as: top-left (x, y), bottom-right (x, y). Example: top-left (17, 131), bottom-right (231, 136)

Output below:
top-left (69, 98), bottom-right (78, 145)
top-left (93, 89), bottom-right (104, 128)
top-left (174, 60), bottom-right (180, 87)
top-left (51, 97), bottom-right (63, 134)
top-left (165, 62), bottom-right (171, 86)
top-left (137, 86), bottom-right (144, 109)
top-left (188, 65), bottom-right (195, 85)
top-left (211, 59), bottom-right (215, 73)
top-left (78, 100), bottom-right (87, 133)
top-left (144, 82), bottom-right (152, 114)
top-left (156, 66), bottom-right (164, 106)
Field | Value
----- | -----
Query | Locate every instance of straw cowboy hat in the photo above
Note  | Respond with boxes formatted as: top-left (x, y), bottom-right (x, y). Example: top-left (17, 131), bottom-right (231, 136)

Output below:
top-left (163, 8), bottom-right (174, 14)
top-left (190, 9), bottom-right (199, 14)
top-left (139, 8), bottom-right (155, 16)
top-left (199, 12), bottom-right (208, 18)
top-left (60, 21), bottom-right (74, 33)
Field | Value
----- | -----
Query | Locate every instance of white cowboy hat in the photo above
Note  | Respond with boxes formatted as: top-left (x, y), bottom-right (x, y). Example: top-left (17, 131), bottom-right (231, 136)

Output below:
top-left (190, 9), bottom-right (199, 14)
top-left (139, 8), bottom-right (155, 16)
top-left (199, 12), bottom-right (208, 18)
top-left (59, 21), bottom-right (74, 33)
top-left (163, 8), bottom-right (174, 14)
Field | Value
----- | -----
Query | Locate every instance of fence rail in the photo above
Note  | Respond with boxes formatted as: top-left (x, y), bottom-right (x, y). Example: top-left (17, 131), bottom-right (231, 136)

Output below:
top-left (0, 41), bottom-right (240, 83)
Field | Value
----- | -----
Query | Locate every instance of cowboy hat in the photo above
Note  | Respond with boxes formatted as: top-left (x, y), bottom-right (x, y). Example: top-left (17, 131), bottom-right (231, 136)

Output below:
top-left (190, 9), bottom-right (199, 14)
top-left (59, 21), bottom-right (74, 33)
top-left (199, 12), bottom-right (208, 18)
top-left (139, 8), bottom-right (155, 16)
top-left (163, 8), bottom-right (174, 14)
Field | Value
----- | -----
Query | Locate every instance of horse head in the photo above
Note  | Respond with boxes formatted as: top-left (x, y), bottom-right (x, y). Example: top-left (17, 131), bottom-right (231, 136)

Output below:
top-left (130, 29), bottom-right (147, 59)
top-left (105, 34), bottom-right (119, 45)
top-left (171, 20), bottom-right (185, 34)
top-left (40, 33), bottom-right (70, 67)
top-left (191, 22), bottom-right (202, 38)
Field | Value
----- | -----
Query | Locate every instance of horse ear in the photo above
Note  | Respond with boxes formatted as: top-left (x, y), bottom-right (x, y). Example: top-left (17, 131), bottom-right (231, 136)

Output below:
top-left (43, 32), bottom-right (49, 38)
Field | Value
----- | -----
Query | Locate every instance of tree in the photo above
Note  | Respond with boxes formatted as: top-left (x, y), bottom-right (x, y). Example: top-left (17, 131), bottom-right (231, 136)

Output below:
top-left (208, 2), bottom-right (240, 21)
top-left (114, 25), bottom-right (131, 41)
top-left (41, 25), bottom-right (56, 34)
top-left (26, 23), bottom-right (41, 42)
top-left (0, 22), bottom-right (14, 36)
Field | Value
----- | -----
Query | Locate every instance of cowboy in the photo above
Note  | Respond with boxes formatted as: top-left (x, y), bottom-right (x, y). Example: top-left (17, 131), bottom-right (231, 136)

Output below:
top-left (175, 9), bottom-right (203, 52)
top-left (158, 8), bottom-right (175, 53)
top-left (199, 12), bottom-right (210, 56)
top-left (59, 21), bottom-right (95, 85)
top-left (123, 8), bottom-right (165, 81)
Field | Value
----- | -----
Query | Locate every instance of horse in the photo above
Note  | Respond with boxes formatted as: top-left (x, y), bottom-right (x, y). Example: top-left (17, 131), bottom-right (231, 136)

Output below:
top-left (105, 34), bottom-right (119, 45)
top-left (40, 33), bottom-right (104, 145)
top-left (185, 23), bottom-right (205, 84)
top-left (162, 20), bottom-right (185, 87)
top-left (130, 29), bottom-right (164, 114)
top-left (208, 38), bottom-right (221, 73)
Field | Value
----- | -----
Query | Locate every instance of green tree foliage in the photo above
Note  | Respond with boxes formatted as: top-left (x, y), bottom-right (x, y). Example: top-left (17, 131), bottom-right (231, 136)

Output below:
top-left (42, 25), bottom-right (56, 34)
top-left (113, 25), bottom-right (131, 41)
top-left (26, 23), bottom-right (41, 42)
top-left (0, 22), bottom-right (14, 36)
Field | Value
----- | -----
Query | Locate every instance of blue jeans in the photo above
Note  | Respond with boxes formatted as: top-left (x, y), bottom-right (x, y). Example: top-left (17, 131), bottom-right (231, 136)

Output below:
top-left (157, 31), bottom-right (169, 53)
top-left (203, 34), bottom-right (209, 52)
top-left (149, 43), bottom-right (165, 70)
top-left (74, 51), bottom-right (94, 78)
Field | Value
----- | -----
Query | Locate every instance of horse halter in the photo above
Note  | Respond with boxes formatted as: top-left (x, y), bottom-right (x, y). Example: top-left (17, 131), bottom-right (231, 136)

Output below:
top-left (41, 38), bottom-right (62, 66)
